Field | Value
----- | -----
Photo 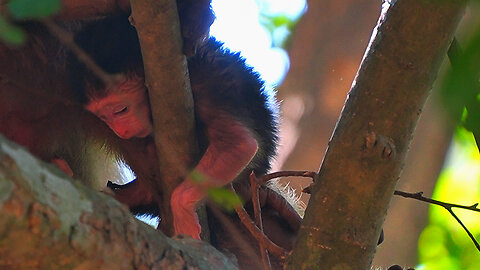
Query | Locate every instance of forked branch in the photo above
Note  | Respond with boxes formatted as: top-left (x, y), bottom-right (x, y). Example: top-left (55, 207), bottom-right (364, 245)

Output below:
top-left (394, 190), bottom-right (480, 252)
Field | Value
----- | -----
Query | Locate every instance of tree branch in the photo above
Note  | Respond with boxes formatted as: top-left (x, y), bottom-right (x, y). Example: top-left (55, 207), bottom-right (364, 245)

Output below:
top-left (286, 0), bottom-right (466, 268)
top-left (394, 190), bottom-right (480, 252)
top-left (42, 19), bottom-right (122, 88)
top-left (129, 0), bottom-right (198, 236)
top-left (0, 135), bottom-right (236, 269)
top-left (249, 172), bottom-right (272, 270)
top-left (229, 184), bottom-right (288, 259)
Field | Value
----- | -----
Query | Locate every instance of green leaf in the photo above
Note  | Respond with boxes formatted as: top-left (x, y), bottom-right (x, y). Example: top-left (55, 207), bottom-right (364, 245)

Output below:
top-left (441, 29), bottom-right (480, 127)
top-left (207, 187), bottom-right (243, 212)
top-left (0, 15), bottom-right (26, 46)
top-left (8, 0), bottom-right (61, 20)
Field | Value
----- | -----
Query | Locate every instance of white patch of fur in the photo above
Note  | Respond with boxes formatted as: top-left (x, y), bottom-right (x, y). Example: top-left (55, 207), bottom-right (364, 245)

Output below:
top-left (266, 179), bottom-right (306, 217)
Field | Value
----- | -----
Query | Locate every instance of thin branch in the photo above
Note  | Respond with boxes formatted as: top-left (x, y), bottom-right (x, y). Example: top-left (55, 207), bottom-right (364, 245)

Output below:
top-left (394, 190), bottom-right (480, 252)
top-left (258, 170), bottom-right (316, 194)
top-left (394, 190), bottom-right (480, 212)
top-left (129, 0), bottom-right (197, 236)
top-left (446, 207), bottom-right (480, 251)
top-left (208, 170), bottom-right (307, 265)
top-left (42, 19), bottom-right (123, 89)
top-left (256, 170), bottom-right (317, 195)
top-left (229, 184), bottom-right (288, 258)
top-left (250, 172), bottom-right (271, 270)
top-left (259, 171), bottom-right (316, 185)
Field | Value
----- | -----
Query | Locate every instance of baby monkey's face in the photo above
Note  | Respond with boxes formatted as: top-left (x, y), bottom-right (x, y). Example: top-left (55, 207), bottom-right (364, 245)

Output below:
top-left (85, 76), bottom-right (153, 139)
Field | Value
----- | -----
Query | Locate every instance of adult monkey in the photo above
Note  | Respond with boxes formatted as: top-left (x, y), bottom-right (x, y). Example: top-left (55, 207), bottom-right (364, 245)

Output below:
top-left (68, 15), bottom-right (301, 269)
top-left (0, 22), bottom-right (113, 186)
top-left (0, 0), bottom-right (214, 183)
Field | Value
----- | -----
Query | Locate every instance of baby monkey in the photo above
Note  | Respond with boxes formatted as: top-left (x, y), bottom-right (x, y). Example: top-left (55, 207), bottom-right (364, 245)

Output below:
top-left (69, 16), bottom-right (283, 240)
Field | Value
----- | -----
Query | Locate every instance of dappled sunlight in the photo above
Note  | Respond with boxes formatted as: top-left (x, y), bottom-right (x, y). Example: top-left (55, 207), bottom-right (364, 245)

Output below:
top-left (210, 0), bottom-right (305, 86)
top-left (418, 128), bottom-right (480, 269)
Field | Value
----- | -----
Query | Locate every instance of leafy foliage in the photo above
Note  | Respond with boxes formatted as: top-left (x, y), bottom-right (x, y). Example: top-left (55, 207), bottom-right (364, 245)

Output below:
top-left (424, 12), bottom-right (480, 268)
top-left (0, 0), bottom-right (61, 46)
top-left (7, 0), bottom-right (61, 20)
top-left (207, 188), bottom-right (243, 212)
top-left (418, 130), bottom-right (480, 269)
top-left (190, 170), bottom-right (242, 211)
top-left (441, 29), bottom-right (480, 141)
top-left (0, 15), bottom-right (26, 46)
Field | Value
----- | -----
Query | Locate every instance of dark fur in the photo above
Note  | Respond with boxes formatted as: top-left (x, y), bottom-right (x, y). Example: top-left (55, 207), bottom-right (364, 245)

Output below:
top-left (0, 0), bottom-right (215, 184)
top-left (0, 22), bottom-right (117, 187)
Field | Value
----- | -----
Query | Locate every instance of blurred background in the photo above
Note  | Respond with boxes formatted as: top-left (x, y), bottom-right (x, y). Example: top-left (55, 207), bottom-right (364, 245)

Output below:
top-left (209, 0), bottom-right (480, 269)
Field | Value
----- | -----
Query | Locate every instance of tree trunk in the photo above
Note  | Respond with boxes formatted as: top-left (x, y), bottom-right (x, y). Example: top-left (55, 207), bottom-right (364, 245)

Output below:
top-left (286, 0), bottom-right (465, 269)
top-left (374, 78), bottom-right (453, 267)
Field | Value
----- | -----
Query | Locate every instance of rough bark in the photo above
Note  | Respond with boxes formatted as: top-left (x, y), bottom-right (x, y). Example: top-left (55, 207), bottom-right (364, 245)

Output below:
top-left (0, 135), bottom-right (236, 270)
top-left (376, 4), bottom-right (480, 266)
top-left (374, 74), bottom-right (453, 267)
top-left (286, 0), bottom-right (465, 269)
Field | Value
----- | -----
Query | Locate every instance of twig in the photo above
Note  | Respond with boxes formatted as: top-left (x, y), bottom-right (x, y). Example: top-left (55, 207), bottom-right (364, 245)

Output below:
top-left (259, 170), bottom-right (316, 194)
top-left (250, 172), bottom-right (271, 270)
top-left (394, 191), bottom-right (480, 212)
top-left (229, 184), bottom-right (288, 258)
top-left (394, 190), bottom-right (480, 252)
top-left (258, 170), bottom-right (316, 185)
top-left (209, 170), bottom-right (309, 264)
top-left (42, 19), bottom-right (123, 89)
